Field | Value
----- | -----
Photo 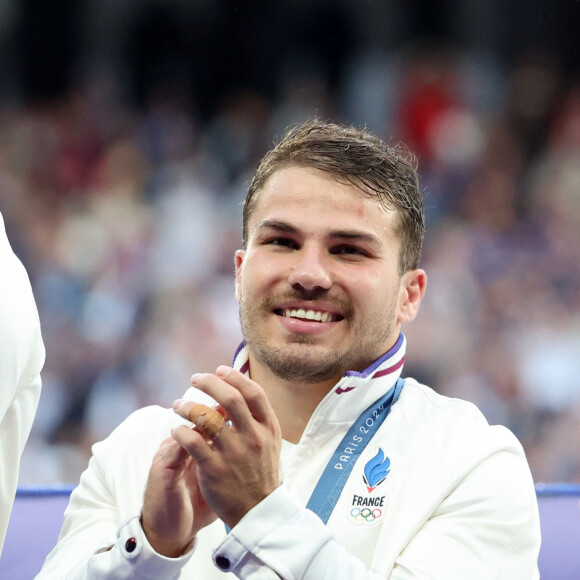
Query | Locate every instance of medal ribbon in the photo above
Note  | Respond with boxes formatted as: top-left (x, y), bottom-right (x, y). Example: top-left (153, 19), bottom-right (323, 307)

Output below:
top-left (306, 378), bottom-right (405, 524)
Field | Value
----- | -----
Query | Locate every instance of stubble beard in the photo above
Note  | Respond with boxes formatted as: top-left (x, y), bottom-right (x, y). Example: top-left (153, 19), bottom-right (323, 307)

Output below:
top-left (239, 292), bottom-right (397, 384)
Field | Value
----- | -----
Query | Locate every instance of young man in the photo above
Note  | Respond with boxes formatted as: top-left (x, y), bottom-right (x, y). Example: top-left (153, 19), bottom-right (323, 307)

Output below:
top-left (0, 212), bottom-right (45, 555)
top-left (37, 121), bottom-right (540, 579)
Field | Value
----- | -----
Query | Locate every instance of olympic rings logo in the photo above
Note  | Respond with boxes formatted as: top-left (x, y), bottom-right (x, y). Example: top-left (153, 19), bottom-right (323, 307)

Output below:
top-left (350, 507), bottom-right (382, 522)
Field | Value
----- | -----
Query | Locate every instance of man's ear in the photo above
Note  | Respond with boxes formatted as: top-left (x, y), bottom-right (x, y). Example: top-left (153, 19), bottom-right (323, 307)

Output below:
top-left (234, 250), bottom-right (245, 303)
top-left (397, 269), bottom-right (427, 324)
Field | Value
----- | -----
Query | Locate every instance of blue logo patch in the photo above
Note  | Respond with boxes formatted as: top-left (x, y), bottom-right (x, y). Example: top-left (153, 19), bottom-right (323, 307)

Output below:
top-left (363, 448), bottom-right (390, 492)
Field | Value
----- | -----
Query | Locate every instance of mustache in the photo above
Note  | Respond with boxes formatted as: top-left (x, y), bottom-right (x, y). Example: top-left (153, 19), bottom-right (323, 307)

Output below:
top-left (260, 289), bottom-right (354, 317)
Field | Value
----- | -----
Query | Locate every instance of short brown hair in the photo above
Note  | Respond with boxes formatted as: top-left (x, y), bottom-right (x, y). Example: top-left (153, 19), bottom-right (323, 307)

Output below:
top-left (243, 120), bottom-right (425, 274)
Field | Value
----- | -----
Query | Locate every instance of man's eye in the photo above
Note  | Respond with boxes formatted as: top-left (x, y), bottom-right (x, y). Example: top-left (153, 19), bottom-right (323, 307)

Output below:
top-left (333, 245), bottom-right (367, 256)
top-left (267, 237), bottom-right (298, 249)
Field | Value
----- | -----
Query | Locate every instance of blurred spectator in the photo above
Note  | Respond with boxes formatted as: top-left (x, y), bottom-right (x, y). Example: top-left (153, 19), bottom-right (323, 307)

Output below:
top-left (0, 34), bottom-right (577, 488)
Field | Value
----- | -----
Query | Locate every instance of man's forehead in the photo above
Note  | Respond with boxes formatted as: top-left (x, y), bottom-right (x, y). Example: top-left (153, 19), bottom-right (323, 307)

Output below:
top-left (254, 166), bottom-right (395, 212)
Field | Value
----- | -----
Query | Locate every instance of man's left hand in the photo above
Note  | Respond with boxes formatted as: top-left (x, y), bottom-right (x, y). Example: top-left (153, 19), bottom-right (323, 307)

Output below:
top-left (172, 366), bottom-right (282, 528)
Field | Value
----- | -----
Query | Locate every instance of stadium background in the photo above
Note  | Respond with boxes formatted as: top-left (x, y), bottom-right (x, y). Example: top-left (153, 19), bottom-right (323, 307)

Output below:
top-left (0, 0), bottom-right (578, 485)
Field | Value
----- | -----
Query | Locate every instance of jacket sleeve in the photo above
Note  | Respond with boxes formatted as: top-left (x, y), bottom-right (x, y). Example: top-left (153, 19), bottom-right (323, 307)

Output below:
top-left (35, 408), bottom-right (195, 580)
top-left (212, 433), bottom-right (540, 579)
top-left (0, 212), bottom-right (45, 554)
top-left (212, 486), bottom-right (384, 579)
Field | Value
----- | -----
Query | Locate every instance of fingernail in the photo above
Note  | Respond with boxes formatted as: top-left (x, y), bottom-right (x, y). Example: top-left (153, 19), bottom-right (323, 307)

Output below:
top-left (216, 365), bottom-right (230, 377)
top-left (172, 399), bottom-right (183, 411)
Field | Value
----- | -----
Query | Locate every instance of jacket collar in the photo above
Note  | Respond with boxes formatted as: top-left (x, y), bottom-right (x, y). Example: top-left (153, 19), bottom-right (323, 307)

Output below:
top-left (232, 333), bottom-right (407, 424)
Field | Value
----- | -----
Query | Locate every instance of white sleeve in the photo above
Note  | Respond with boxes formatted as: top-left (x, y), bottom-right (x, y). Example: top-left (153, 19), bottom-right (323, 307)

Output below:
top-left (37, 503), bottom-right (195, 580)
top-left (0, 212), bottom-right (45, 553)
top-left (213, 487), bottom-right (383, 579)
top-left (35, 408), bottom-right (195, 580)
top-left (38, 513), bottom-right (195, 580)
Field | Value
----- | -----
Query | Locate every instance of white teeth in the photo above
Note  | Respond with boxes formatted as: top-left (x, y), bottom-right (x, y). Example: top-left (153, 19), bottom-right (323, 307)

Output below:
top-left (283, 308), bottom-right (334, 322)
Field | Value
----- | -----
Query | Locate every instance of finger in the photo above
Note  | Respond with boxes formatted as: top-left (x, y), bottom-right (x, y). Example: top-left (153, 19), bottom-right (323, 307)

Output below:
top-left (155, 437), bottom-right (191, 470)
top-left (171, 424), bottom-right (216, 465)
top-left (173, 399), bottom-right (225, 421)
top-left (188, 403), bottom-right (226, 441)
top-left (172, 400), bottom-right (227, 443)
top-left (173, 399), bottom-right (225, 425)
top-left (172, 398), bottom-right (192, 421)
top-left (215, 366), bottom-right (273, 424)
top-left (188, 373), bottom-right (251, 428)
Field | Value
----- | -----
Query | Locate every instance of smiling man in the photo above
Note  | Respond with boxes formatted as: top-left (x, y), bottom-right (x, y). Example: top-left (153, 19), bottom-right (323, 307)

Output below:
top-left (37, 121), bottom-right (540, 579)
top-left (232, 164), bottom-right (425, 444)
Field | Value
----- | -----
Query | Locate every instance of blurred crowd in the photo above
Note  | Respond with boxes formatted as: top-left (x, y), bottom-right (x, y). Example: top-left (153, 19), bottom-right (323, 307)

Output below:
top-left (2, 43), bottom-right (579, 485)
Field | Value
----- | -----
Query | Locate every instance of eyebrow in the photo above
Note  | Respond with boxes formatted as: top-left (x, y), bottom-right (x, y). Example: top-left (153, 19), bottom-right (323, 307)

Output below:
top-left (329, 230), bottom-right (382, 247)
top-left (255, 219), bottom-right (298, 235)
top-left (254, 219), bottom-right (383, 248)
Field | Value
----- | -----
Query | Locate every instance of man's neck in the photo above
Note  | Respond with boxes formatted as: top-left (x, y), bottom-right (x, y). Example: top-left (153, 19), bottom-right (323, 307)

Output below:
top-left (248, 358), bottom-right (340, 444)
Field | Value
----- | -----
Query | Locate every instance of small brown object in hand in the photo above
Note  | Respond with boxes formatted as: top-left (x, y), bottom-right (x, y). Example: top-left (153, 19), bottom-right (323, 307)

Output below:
top-left (188, 403), bottom-right (225, 441)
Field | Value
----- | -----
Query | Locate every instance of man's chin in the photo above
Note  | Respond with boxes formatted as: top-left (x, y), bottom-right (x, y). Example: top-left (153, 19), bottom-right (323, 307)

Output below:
top-left (284, 333), bottom-right (325, 346)
top-left (258, 344), bottom-right (345, 384)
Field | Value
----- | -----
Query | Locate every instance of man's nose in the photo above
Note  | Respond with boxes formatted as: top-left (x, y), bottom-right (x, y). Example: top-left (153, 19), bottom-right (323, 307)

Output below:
top-left (287, 245), bottom-right (332, 291)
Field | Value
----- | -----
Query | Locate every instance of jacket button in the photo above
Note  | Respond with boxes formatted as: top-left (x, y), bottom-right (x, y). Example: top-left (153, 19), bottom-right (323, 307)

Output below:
top-left (125, 537), bottom-right (137, 553)
top-left (215, 555), bottom-right (231, 570)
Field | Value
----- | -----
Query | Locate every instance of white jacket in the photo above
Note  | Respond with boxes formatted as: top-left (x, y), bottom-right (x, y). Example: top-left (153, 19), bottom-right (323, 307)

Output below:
top-left (0, 212), bottom-right (45, 554)
top-left (37, 335), bottom-right (540, 579)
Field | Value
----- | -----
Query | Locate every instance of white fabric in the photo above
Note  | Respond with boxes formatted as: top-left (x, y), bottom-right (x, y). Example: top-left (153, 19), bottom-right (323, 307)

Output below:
top-left (36, 337), bottom-right (540, 578)
top-left (0, 212), bottom-right (45, 554)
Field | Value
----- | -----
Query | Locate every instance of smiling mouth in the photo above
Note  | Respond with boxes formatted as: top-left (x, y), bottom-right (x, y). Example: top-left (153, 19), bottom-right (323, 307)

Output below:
top-left (274, 308), bottom-right (344, 323)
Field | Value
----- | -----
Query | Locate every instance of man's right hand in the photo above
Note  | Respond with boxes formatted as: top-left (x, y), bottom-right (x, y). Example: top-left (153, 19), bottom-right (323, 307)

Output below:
top-left (141, 437), bottom-right (218, 558)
